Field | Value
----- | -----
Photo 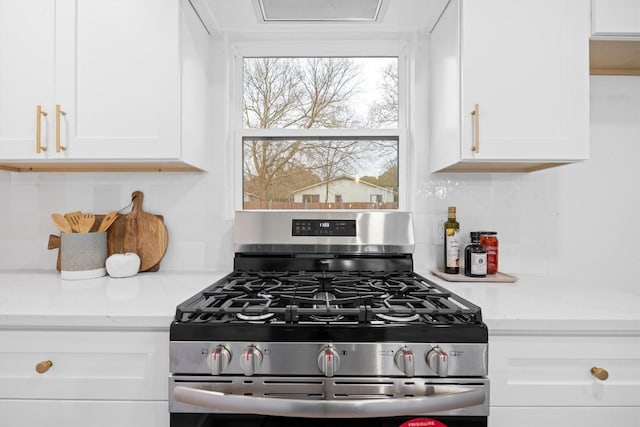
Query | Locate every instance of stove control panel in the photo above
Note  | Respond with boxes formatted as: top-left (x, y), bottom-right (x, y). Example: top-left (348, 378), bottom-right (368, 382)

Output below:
top-left (292, 219), bottom-right (356, 237)
top-left (171, 342), bottom-right (487, 378)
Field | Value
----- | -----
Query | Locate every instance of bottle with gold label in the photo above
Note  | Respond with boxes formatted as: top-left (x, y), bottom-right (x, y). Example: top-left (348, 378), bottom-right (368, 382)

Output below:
top-left (443, 206), bottom-right (460, 274)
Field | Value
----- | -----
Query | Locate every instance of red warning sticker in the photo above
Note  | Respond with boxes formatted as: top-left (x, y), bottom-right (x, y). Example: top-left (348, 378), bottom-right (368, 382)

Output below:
top-left (399, 418), bottom-right (447, 427)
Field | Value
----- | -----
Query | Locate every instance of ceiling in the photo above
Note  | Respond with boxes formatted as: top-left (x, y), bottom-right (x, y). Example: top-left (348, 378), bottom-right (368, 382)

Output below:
top-left (192, 0), bottom-right (448, 35)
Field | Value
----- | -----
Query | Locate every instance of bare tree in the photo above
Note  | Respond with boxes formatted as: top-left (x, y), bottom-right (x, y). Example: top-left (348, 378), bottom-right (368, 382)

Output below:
top-left (243, 139), bottom-right (306, 201)
top-left (366, 61), bottom-right (398, 128)
top-left (243, 57), bottom-right (363, 202)
top-left (294, 58), bottom-right (361, 128)
top-left (243, 58), bottom-right (301, 128)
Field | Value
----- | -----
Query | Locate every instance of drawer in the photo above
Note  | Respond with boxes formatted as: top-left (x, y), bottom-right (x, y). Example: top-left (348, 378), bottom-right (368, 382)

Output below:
top-left (0, 399), bottom-right (168, 427)
top-left (0, 330), bottom-right (168, 400)
top-left (489, 335), bottom-right (640, 406)
top-left (489, 406), bottom-right (640, 427)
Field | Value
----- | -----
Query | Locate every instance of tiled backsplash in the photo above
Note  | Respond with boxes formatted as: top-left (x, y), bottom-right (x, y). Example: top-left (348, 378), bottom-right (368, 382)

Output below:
top-left (0, 77), bottom-right (637, 289)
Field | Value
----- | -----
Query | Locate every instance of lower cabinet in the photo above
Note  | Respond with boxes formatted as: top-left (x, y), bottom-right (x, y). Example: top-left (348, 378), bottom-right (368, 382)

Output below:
top-left (0, 329), bottom-right (169, 427)
top-left (489, 334), bottom-right (640, 427)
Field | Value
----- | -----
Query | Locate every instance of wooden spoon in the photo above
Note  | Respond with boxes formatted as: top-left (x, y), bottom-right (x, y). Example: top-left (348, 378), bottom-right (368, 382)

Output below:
top-left (78, 212), bottom-right (95, 233)
top-left (65, 211), bottom-right (82, 232)
top-left (51, 213), bottom-right (72, 234)
top-left (98, 211), bottom-right (119, 232)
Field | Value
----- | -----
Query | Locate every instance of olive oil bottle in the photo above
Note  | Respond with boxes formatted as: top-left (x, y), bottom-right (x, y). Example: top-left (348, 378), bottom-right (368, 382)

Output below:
top-left (443, 206), bottom-right (460, 274)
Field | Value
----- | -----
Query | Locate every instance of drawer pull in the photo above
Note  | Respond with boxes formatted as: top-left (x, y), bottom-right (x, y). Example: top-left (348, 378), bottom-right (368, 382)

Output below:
top-left (36, 360), bottom-right (53, 374)
top-left (591, 366), bottom-right (608, 381)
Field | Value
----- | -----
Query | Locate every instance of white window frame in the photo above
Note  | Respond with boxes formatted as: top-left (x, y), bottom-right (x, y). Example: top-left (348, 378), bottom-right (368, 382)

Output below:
top-left (229, 39), bottom-right (409, 211)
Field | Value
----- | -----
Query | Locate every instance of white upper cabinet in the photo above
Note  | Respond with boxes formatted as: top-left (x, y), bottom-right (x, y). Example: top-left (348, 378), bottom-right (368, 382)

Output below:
top-left (0, 0), bottom-right (56, 161)
top-left (0, 0), bottom-right (210, 172)
top-left (429, 0), bottom-right (590, 173)
top-left (592, 0), bottom-right (640, 36)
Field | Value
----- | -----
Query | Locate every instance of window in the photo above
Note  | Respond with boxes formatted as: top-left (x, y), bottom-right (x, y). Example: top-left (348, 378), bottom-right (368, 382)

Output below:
top-left (236, 46), bottom-right (405, 210)
top-left (303, 194), bottom-right (320, 203)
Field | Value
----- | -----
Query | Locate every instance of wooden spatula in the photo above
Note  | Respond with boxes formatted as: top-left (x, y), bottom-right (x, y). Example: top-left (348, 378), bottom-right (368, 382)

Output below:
top-left (78, 212), bottom-right (95, 233)
top-left (51, 213), bottom-right (72, 234)
top-left (98, 211), bottom-right (119, 232)
top-left (65, 211), bottom-right (82, 232)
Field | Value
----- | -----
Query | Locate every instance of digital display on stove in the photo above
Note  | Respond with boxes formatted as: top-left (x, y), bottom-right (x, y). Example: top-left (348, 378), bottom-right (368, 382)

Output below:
top-left (292, 219), bottom-right (356, 236)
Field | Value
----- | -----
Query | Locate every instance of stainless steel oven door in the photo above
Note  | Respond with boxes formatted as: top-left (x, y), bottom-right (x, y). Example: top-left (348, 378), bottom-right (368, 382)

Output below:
top-left (169, 376), bottom-right (489, 418)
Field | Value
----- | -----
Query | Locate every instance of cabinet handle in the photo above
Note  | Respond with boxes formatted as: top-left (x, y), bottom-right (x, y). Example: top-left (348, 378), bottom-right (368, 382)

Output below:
top-left (470, 104), bottom-right (480, 153)
top-left (55, 104), bottom-right (67, 152)
top-left (591, 366), bottom-right (608, 381)
top-left (35, 360), bottom-right (53, 374)
top-left (36, 105), bottom-right (48, 153)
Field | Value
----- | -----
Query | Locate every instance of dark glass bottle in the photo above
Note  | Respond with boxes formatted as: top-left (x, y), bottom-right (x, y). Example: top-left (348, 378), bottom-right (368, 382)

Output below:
top-left (465, 232), bottom-right (487, 277)
top-left (443, 206), bottom-right (460, 274)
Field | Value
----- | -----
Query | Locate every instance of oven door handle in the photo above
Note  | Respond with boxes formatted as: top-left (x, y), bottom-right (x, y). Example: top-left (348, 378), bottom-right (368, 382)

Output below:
top-left (173, 385), bottom-right (485, 418)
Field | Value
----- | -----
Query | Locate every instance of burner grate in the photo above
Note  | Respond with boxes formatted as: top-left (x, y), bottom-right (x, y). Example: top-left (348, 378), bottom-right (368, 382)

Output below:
top-left (174, 271), bottom-right (483, 326)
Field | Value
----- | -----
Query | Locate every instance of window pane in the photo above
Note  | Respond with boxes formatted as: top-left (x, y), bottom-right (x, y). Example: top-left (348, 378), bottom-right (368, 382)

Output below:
top-left (243, 138), bottom-right (398, 210)
top-left (243, 57), bottom-right (398, 129)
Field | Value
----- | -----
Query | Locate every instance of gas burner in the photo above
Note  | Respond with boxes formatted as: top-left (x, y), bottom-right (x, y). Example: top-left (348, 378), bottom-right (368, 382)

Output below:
top-left (376, 306), bottom-right (421, 323)
top-left (309, 292), bottom-right (345, 322)
top-left (309, 314), bottom-right (345, 322)
top-left (237, 311), bottom-right (275, 321)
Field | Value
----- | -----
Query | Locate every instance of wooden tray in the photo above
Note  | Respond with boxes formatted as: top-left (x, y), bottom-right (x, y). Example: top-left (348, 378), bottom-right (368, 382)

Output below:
top-left (431, 269), bottom-right (518, 283)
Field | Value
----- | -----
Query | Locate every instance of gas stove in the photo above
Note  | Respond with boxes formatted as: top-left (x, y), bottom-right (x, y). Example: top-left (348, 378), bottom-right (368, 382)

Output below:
top-left (169, 212), bottom-right (489, 426)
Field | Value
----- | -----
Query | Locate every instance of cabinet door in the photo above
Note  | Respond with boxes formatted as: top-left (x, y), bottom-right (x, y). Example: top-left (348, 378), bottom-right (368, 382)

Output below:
top-left (489, 335), bottom-right (640, 407)
top-left (0, 330), bottom-right (168, 400)
top-left (460, 0), bottom-right (590, 161)
top-left (54, 0), bottom-right (181, 160)
top-left (592, 0), bottom-right (640, 35)
top-left (0, 0), bottom-right (55, 159)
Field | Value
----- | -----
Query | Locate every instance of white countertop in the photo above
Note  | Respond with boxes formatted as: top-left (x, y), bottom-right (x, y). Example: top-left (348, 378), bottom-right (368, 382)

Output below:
top-left (1, 270), bottom-right (639, 334)
top-left (419, 270), bottom-right (640, 334)
top-left (0, 270), bottom-right (225, 329)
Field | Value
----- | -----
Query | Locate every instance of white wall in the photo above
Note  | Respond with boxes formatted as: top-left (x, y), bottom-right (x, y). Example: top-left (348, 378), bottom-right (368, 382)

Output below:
top-left (0, 44), bottom-right (637, 290)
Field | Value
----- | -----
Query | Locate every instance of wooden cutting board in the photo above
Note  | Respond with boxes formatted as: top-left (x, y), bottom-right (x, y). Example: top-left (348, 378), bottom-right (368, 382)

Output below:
top-left (108, 191), bottom-right (168, 272)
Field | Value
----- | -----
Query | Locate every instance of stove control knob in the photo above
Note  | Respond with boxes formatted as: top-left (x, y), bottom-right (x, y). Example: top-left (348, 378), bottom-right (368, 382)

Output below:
top-left (318, 345), bottom-right (340, 377)
top-left (394, 347), bottom-right (415, 377)
top-left (426, 346), bottom-right (449, 377)
top-left (208, 345), bottom-right (231, 375)
top-left (239, 345), bottom-right (263, 376)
